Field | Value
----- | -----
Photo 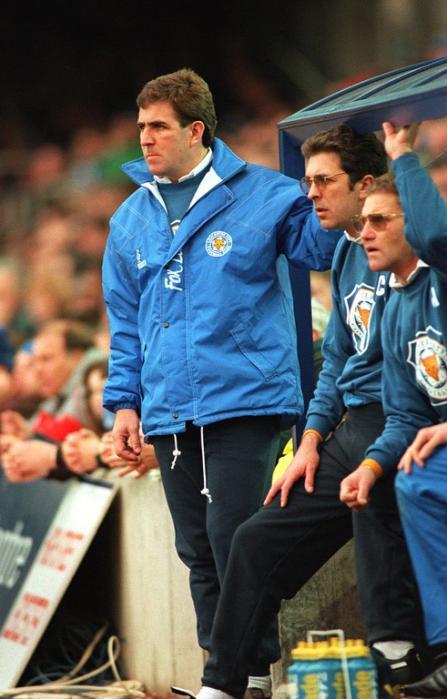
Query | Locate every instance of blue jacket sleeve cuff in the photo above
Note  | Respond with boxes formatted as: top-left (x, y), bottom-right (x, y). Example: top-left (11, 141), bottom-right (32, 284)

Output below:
top-left (104, 402), bottom-right (141, 416)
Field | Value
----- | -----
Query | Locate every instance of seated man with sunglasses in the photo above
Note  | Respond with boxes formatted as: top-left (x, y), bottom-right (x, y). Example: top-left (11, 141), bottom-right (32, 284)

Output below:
top-left (183, 124), bottom-right (424, 699)
top-left (340, 122), bottom-right (447, 698)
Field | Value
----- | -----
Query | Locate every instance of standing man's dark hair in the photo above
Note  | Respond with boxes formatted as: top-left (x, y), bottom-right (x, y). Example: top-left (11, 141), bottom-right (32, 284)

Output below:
top-left (137, 67), bottom-right (217, 148)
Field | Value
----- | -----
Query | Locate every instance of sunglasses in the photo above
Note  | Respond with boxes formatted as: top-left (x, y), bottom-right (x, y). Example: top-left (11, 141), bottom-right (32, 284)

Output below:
top-left (352, 212), bottom-right (404, 234)
top-left (300, 172), bottom-right (346, 194)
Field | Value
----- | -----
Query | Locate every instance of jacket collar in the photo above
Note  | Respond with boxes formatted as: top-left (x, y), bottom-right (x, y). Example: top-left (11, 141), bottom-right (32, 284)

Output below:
top-left (120, 137), bottom-right (246, 187)
top-left (389, 259), bottom-right (429, 290)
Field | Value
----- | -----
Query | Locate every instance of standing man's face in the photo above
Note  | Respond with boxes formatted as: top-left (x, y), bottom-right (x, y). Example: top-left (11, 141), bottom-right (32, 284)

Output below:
top-left (360, 192), bottom-right (417, 281)
top-left (305, 151), bottom-right (368, 233)
top-left (137, 100), bottom-right (205, 182)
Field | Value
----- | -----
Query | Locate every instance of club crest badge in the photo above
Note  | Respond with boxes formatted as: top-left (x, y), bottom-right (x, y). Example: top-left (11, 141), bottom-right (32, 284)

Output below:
top-left (205, 231), bottom-right (233, 257)
top-left (136, 248), bottom-right (147, 269)
top-left (407, 326), bottom-right (447, 405)
top-left (344, 283), bottom-right (375, 354)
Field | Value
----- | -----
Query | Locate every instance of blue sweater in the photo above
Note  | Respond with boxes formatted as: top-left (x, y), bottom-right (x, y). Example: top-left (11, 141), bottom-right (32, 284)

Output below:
top-left (306, 234), bottom-right (391, 437)
top-left (364, 153), bottom-right (447, 474)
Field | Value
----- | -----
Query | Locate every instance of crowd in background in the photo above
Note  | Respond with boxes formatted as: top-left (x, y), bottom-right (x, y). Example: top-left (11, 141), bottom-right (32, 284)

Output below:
top-left (0, 112), bottom-right (171, 481)
top-left (1, 89), bottom-right (447, 483)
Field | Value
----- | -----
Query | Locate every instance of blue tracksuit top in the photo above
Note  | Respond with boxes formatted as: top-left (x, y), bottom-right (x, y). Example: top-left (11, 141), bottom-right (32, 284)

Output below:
top-left (364, 152), bottom-right (447, 474)
top-left (305, 233), bottom-right (391, 438)
top-left (102, 137), bottom-right (342, 436)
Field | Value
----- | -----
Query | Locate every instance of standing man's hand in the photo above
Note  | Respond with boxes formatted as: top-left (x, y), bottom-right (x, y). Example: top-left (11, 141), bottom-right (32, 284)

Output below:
top-left (264, 432), bottom-right (321, 507)
top-left (112, 409), bottom-right (141, 462)
top-left (382, 121), bottom-right (419, 160)
top-left (339, 466), bottom-right (378, 511)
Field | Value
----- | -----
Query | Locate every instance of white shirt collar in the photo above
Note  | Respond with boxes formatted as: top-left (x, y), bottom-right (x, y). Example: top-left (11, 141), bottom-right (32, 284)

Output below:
top-left (344, 230), bottom-right (362, 244)
top-left (154, 148), bottom-right (213, 184)
top-left (389, 259), bottom-right (429, 289)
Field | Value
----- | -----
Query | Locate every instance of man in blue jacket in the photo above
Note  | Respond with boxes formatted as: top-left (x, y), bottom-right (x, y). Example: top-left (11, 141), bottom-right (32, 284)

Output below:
top-left (194, 125), bottom-right (423, 699)
top-left (397, 419), bottom-right (447, 698)
top-left (341, 122), bottom-right (447, 697)
top-left (102, 68), bottom-right (341, 694)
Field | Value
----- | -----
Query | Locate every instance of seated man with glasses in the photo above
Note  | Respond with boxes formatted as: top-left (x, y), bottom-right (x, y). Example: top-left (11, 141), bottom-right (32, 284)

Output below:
top-left (300, 169), bottom-right (348, 192)
top-left (183, 124), bottom-right (424, 699)
top-left (340, 121), bottom-right (447, 698)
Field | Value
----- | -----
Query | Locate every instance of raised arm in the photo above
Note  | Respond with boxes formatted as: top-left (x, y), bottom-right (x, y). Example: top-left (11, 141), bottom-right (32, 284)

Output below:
top-left (384, 121), bottom-right (447, 276)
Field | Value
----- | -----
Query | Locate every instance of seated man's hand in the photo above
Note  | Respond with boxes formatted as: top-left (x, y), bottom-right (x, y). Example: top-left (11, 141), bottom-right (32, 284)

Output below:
top-left (339, 466), bottom-right (378, 511)
top-left (1, 410), bottom-right (31, 439)
top-left (264, 432), bottom-right (321, 507)
top-left (2, 440), bottom-right (57, 482)
top-left (61, 428), bottom-right (101, 474)
top-left (398, 422), bottom-right (447, 474)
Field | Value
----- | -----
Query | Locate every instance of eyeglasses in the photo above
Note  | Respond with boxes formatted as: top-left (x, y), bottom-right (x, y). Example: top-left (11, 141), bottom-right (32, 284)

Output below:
top-left (300, 172), bottom-right (346, 194)
top-left (352, 213), bottom-right (404, 234)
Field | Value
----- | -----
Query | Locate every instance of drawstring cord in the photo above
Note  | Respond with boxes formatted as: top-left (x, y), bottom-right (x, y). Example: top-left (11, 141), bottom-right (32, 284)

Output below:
top-left (171, 433), bottom-right (181, 469)
top-left (200, 426), bottom-right (212, 503)
top-left (170, 428), bottom-right (212, 503)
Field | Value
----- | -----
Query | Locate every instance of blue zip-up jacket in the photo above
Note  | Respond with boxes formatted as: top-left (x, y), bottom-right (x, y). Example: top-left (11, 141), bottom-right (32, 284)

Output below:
top-left (102, 138), bottom-right (342, 436)
top-left (364, 152), bottom-right (447, 474)
top-left (305, 233), bottom-right (391, 438)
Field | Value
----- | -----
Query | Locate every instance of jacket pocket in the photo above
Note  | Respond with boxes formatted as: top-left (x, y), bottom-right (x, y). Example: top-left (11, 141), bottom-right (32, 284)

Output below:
top-left (230, 320), bottom-right (279, 381)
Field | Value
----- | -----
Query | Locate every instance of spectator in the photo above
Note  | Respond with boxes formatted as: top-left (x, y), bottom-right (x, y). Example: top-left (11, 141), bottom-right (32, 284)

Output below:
top-left (0, 260), bottom-right (33, 348)
top-left (58, 356), bottom-right (159, 477)
top-left (1, 319), bottom-right (102, 482)
top-left (0, 340), bottom-right (42, 418)
top-left (57, 358), bottom-right (111, 476)
top-left (65, 126), bottom-right (105, 191)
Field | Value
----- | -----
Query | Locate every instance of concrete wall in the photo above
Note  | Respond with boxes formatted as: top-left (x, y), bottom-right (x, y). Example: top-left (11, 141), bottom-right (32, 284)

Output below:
top-left (102, 469), bottom-right (364, 695)
top-left (276, 539), bottom-right (366, 687)
top-left (106, 469), bottom-right (206, 694)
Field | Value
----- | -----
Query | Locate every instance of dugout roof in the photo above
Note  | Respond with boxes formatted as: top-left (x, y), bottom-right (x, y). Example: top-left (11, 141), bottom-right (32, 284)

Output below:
top-left (279, 56), bottom-right (447, 178)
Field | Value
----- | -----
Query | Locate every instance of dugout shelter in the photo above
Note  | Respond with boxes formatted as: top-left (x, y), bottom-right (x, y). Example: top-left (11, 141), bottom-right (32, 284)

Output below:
top-left (279, 56), bottom-right (447, 438)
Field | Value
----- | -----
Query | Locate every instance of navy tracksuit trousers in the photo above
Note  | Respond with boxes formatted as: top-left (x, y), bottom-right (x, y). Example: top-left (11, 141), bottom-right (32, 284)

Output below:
top-left (202, 404), bottom-right (424, 697)
top-left (152, 415), bottom-right (282, 675)
top-left (396, 443), bottom-right (447, 647)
